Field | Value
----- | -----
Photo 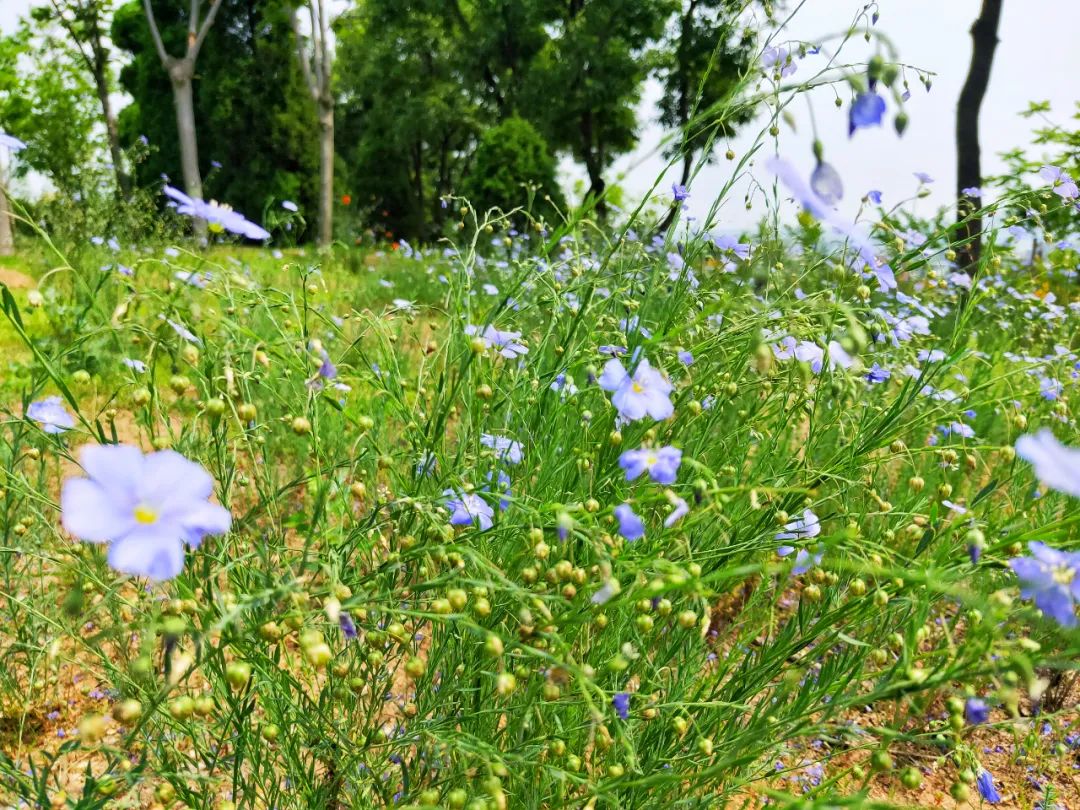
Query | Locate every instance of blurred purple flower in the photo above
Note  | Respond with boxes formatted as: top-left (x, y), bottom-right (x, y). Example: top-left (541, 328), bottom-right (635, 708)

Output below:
top-left (1016, 429), bottom-right (1080, 498)
top-left (810, 162), bottom-right (844, 205)
top-left (27, 396), bottom-right (75, 434)
top-left (664, 496), bottom-right (690, 527)
top-left (613, 692), bottom-right (630, 720)
top-left (976, 769), bottom-right (1001, 804)
top-left (865, 363), bottom-right (891, 384)
top-left (61, 444), bottom-right (231, 581)
top-left (848, 91), bottom-right (886, 136)
top-left (480, 434), bottom-right (523, 465)
top-left (443, 490), bottom-right (494, 531)
top-left (776, 509), bottom-right (820, 541)
top-left (614, 503), bottom-right (645, 541)
top-left (965, 698), bottom-right (989, 725)
top-left (1008, 542), bottom-right (1080, 627)
top-left (619, 446), bottom-right (682, 484)
top-left (465, 324), bottom-right (529, 359)
top-left (1040, 165), bottom-right (1079, 200)
top-left (0, 132), bottom-right (27, 152)
top-left (766, 157), bottom-right (895, 291)
top-left (163, 185), bottom-right (270, 240)
top-left (761, 46), bottom-right (796, 77)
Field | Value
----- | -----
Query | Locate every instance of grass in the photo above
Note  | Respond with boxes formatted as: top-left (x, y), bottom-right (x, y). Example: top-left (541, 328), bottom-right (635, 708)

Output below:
top-left (0, 188), bottom-right (1079, 810)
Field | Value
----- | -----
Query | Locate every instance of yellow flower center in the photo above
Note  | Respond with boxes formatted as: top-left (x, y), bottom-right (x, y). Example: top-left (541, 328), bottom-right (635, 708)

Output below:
top-left (134, 504), bottom-right (159, 525)
top-left (646, 454), bottom-right (657, 466)
top-left (632, 382), bottom-right (644, 393)
top-left (208, 222), bottom-right (225, 234)
top-left (1053, 565), bottom-right (1075, 586)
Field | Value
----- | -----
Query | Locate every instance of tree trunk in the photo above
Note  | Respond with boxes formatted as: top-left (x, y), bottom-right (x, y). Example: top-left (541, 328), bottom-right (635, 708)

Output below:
top-left (95, 77), bottom-right (131, 198)
top-left (0, 180), bottom-right (14, 256)
top-left (169, 58), bottom-right (207, 239)
top-left (90, 31), bottom-right (131, 198)
top-left (317, 99), bottom-right (334, 248)
top-left (955, 0), bottom-right (1003, 270)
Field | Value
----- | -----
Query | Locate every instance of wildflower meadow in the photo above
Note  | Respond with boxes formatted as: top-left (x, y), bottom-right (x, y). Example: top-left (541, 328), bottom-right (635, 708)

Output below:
top-left (2, 0), bottom-right (1080, 808)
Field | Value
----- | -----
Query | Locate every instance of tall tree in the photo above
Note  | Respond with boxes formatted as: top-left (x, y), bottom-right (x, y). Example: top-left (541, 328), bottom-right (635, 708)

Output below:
top-left (524, 0), bottom-right (674, 217)
top-left (0, 142), bottom-right (15, 256)
top-left (114, 0), bottom-right (319, 226)
top-left (654, 0), bottom-right (753, 230)
top-left (34, 0), bottom-right (130, 197)
top-left (955, 0), bottom-right (1003, 269)
top-left (292, 0), bottom-right (336, 248)
top-left (139, 0), bottom-right (224, 234)
top-left (0, 24), bottom-right (102, 196)
top-left (336, 0), bottom-right (478, 239)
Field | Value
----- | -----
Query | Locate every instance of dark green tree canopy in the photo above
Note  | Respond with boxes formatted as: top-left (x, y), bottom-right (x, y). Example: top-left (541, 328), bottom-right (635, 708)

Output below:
top-left (113, 0), bottom-right (318, 220)
top-left (462, 116), bottom-right (564, 223)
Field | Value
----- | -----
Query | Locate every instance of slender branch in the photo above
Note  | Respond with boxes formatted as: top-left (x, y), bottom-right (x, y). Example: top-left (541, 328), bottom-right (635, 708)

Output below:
top-left (49, 0), bottom-right (96, 75)
top-left (188, 0), bottom-right (198, 46)
top-left (316, 0), bottom-right (330, 92)
top-left (141, 0), bottom-right (170, 64)
top-left (307, 1), bottom-right (322, 89)
top-left (189, 0), bottom-right (224, 60)
top-left (290, 10), bottom-right (318, 97)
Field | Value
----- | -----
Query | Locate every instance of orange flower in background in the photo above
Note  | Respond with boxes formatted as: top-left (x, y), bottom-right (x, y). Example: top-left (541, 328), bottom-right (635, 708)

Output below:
top-left (391, 241), bottom-right (400, 251)
top-left (341, 194), bottom-right (352, 206)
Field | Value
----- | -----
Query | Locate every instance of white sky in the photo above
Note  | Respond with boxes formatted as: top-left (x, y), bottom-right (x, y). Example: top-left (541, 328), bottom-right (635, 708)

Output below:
top-left (3, 0), bottom-right (1078, 229)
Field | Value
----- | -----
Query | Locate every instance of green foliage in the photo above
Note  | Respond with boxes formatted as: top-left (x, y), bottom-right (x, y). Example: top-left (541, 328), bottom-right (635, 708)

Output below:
top-left (336, 0), bottom-right (478, 241)
top-left (112, 0), bottom-right (319, 223)
top-left (461, 116), bottom-right (564, 223)
top-left (0, 24), bottom-right (103, 195)
top-left (654, 1), bottom-right (755, 173)
top-left (522, 0), bottom-right (675, 208)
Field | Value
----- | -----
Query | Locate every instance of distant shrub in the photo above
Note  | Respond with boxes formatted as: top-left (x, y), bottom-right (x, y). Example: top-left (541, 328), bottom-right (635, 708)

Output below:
top-left (462, 117), bottom-right (564, 225)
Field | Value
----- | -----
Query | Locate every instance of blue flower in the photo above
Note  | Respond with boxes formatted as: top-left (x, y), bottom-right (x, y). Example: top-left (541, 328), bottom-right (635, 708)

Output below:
top-left (613, 692), bottom-right (630, 720)
top-left (776, 509), bottom-right (821, 541)
top-left (1039, 165), bottom-right (1078, 200)
top-left (614, 503), bottom-right (645, 541)
top-left (464, 324), bottom-right (529, 359)
top-left (866, 189), bottom-right (883, 204)
top-left (27, 396), bottom-right (75, 434)
top-left (443, 490), bottom-right (494, 531)
top-left (599, 358), bottom-right (674, 422)
top-left (677, 350), bottom-right (694, 366)
top-left (865, 363), bottom-right (891, 384)
top-left (766, 157), bottom-right (895, 291)
top-left (339, 611), bottom-right (358, 639)
top-left (671, 183), bottom-right (689, 202)
top-left (60, 444), bottom-right (231, 581)
top-left (1016, 430), bottom-right (1080, 498)
top-left (965, 698), bottom-right (989, 725)
top-left (480, 434), bottom-right (523, 465)
top-left (848, 91), bottom-right (886, 136)
top-left (664, 496), bottom-right (689, 527)
top-left (619, 446), bottom-right (682, 484)
top-left (810, 162), bottom-right (843, 205)
top-left (976, 769), bottom-right (1001, 804)
top-left (162, 186), bottom-right (270, 240)
top-left (761, 46), bottom-right (796, 77)
top-left (1008, 542), bottom-right (1080, 627)
top-left (777, 544), bottom-right (823, 575)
